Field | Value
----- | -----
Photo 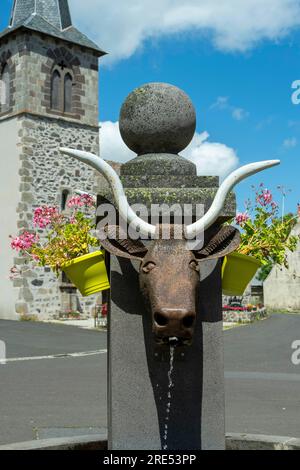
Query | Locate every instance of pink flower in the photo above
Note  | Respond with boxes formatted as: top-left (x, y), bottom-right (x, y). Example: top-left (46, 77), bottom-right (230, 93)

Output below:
top-left (10, 232), bottom-right (39, 252)
top-left (67, 194), bottom-right (95, 209)
top-left (81, 193), bottom-right (95, 207)
top-left (235, 212), bottom-right (249, 226)
top-left (33, 206), bottom-right (58, 229)
top-left (67, 196), bottom-right (83, 208)
top-left (256, 189), bottom-right (273, 207)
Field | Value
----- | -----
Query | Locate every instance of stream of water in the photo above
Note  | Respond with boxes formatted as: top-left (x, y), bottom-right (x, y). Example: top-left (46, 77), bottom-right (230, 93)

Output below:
top-left (162, 346), bottom-right (175, 450)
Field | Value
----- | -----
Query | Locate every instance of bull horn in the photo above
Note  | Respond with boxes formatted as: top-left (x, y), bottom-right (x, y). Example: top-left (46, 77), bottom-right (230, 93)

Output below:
top-left (185, 160), bottom-right (280, 239)
top-left (60, 148), bottom-right (157, 237)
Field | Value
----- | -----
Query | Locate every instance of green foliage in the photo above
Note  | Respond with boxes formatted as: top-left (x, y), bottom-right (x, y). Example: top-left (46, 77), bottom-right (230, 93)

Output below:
top-left (238, 212), bottom-right (298, 266)
top-left (32, 210), bottom-right (98, 274)
top-left (234, 186), bottom-right (299, 275)
top-left (256, 262), bottom-right (273, 282)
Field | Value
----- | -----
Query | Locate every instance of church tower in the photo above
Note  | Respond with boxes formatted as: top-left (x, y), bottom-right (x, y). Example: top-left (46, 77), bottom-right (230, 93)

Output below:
top-left (0, 0), bottom-right (105, 319)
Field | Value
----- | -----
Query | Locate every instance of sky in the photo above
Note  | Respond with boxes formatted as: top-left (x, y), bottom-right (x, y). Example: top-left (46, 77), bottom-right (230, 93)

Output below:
top-left (1, 0), bottom-right (300, 214)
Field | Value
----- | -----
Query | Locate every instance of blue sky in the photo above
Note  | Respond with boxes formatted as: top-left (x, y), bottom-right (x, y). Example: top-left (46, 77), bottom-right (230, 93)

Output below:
top-left (1, 0), bottom-right (300, 214)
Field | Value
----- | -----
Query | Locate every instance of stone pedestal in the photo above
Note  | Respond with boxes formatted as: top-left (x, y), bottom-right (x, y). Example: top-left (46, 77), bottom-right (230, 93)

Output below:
top-left (103, 83), bottom-right (236, 450)
top-left (109, 256), bottom-right (225, 450)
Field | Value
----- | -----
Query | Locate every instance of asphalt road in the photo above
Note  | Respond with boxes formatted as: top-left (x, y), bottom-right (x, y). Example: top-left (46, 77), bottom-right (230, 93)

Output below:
top-left (0, 314), bottom-right (299, 445)
top-left (0, 321), bottom-right (107, 444)
top-left (225, 314), bottom-right (300, 438)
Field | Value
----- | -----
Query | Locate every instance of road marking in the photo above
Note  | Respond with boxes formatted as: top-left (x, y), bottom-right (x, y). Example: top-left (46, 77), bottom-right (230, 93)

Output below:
top-left (225, 371), bottom-right (300, 382)
top-left (3, 350), bottom-right (107, 363)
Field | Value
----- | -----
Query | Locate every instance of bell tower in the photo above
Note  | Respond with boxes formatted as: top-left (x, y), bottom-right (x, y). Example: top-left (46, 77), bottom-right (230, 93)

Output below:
top-left (0, 0), bottom-right (106, 319)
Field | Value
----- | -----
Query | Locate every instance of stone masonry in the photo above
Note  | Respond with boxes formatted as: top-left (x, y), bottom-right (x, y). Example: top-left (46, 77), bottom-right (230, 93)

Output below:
top-left (0, 0), bottom-right (105, 320)
top-left (0, 32), bottom-right (99, 126)
top-left (13, 114), bottom-right (100, 319)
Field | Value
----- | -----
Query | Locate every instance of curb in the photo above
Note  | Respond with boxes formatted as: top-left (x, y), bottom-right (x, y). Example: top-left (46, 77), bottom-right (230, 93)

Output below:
top-left (1, 433), bottom-right (300, 450)
top-left (226, 433), bottom-right (300, 450)
top-left (0, 434), bottom-right (108, 451)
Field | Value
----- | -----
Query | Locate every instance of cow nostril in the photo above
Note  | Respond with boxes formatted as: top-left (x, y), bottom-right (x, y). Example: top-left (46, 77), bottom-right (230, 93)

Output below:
top-left (154, 313), bottom-right (169, 327)
top-left (182, 315), bottom-right (195, 328)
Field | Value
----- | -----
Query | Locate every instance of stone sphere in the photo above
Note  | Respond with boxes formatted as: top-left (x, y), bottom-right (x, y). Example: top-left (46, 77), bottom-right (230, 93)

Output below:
top-left (119, 83), bottom-right (196, 155)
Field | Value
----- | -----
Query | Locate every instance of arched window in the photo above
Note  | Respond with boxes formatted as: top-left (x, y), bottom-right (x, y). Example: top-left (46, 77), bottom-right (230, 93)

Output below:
top-left (51, 69), bottom-right (61, 111)
top-left (50, 65), bottom-right (74, 114)
top-left (64, 73), bottom-right (73, 113)
top-left (0, 64), bottom-right (10, 111)
top-left (61, 189), bottom-right (70, 211)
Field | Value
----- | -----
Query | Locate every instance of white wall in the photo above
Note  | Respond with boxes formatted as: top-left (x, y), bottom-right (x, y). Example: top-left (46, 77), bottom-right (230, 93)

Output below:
top-left (264, 220), bottom-right (300, 311)
top-left (0, 118), bottom-right (20, 319)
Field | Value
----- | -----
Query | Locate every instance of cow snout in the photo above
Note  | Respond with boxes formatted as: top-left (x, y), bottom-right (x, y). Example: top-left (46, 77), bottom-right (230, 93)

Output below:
top-left (153, 308), bottom-right (196, 345)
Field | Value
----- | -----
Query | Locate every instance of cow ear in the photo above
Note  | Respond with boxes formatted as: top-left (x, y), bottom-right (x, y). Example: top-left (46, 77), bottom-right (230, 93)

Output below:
top-left (99, 225), bottom-right (148, 261)
top-left (193, 225), bottom-right (241, 260)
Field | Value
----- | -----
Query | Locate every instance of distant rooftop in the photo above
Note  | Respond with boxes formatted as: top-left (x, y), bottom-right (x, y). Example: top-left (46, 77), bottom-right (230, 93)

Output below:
top-left (0, 0), bottom-right (106, 56)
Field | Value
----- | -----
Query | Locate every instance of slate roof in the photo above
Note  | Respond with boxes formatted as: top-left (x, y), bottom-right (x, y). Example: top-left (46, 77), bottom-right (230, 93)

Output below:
top-left (10, 0), bottom-right (72, 30)
top-left (1, 0), bottom-right (106, 56)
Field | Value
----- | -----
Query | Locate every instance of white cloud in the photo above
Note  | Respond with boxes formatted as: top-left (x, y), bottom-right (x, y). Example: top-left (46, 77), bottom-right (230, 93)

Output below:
top-left (182, 131), bottom-right (239, 179)
top-left (256, 115), bottom-right (276, 130)
top-left (210, 96), bottom-right (249, 121)
top-left (100, 121), bottom-right (135, 162)
top-left (283, 137), bottom-right (297, 148)
top-left (100, 122), bottom-right (239, 179)
top-left (69, 0), bottom-right (300, 64)
top-left (210, 96), bottom-right (229, 110)
top-left (232, 108), bottom-right (249, 121)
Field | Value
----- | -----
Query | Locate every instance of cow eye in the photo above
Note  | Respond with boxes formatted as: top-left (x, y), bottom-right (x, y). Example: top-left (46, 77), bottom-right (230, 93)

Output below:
top-left (189, 260), bottom-right (199, 272)
top-left (142, 262), bottom-right (156, 273)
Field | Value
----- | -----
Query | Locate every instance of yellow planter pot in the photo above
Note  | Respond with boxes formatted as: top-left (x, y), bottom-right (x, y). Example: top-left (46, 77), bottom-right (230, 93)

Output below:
top-left (222, 252), bottom-right (261, 296)
top-left (61, 251), bottom-right (110, 297)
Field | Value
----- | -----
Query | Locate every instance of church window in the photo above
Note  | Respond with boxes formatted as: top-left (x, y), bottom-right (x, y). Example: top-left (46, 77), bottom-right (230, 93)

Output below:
top-left (50, 64), bottom-right (74, 114)
top-left (61, 189), bottom-right (70, 211)
top-left (51, 69), bottom-right (61, 110)
top-left (64, 73), bottom-right (73, 113)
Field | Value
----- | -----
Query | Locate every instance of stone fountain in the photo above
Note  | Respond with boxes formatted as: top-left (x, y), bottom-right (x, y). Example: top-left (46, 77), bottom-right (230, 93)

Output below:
top-left (61, 82), bottom-right (279, 451)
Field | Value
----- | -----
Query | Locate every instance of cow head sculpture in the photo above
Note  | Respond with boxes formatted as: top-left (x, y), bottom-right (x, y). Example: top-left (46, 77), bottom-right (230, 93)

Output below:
top-left (60, 147), bottom-right (279, 346)
top-left (98, 224), bottom-right (240, 346)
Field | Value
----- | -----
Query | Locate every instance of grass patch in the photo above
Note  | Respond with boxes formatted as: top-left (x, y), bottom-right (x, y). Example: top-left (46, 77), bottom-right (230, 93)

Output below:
top-left (223, 323), bottom-right (248, 331)
top-left (19, 314), bottom-right (38, 322)
top-left (266, 309), bottom-right (300, 315)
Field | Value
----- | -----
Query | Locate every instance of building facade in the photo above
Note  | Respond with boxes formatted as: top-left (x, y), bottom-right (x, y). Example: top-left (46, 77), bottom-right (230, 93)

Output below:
top-left (264, 219), bottom-right (300, 311)
top-left (0, 0), bottom-right (106, 319)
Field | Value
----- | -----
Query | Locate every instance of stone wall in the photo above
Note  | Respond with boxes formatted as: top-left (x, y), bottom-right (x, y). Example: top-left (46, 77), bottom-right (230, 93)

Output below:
top-left (12, 113), bottom-right (101, 319)
top-left (0, 26), bottom-right (103, 320)
top-left (223, 308), bottom-right (267, 323)
top-left (264, 219), bottom-right (300, 311)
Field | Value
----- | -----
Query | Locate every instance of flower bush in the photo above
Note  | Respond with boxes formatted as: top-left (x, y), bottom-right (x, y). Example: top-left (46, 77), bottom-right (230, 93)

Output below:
top-left (223, 305), bottom-right (248, 312)
top-left (233, 184), bottom-right (299, 280)
top-left (10, 194), bottom-right (98, 276)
